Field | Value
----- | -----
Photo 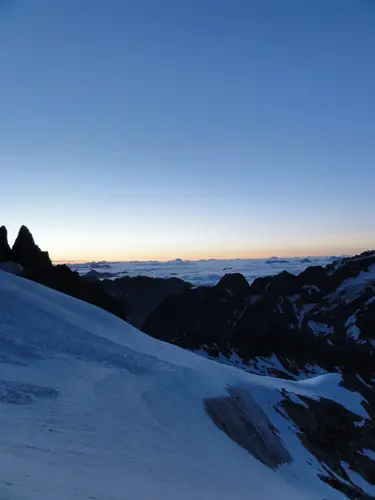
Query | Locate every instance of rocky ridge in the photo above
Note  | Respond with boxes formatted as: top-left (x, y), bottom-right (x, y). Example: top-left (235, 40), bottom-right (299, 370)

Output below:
top-left (143, 252), bottom-right (375, 379)
top-left (0, 225), bottom-right (127, 320)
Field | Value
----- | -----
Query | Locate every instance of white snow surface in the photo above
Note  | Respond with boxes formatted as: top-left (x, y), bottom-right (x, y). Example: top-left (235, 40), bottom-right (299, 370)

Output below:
top-left (0, 270), bottom-right (369, 499)
top-left (335, 264), bottom-right (375, 302)
top-left (363, 449), bottom-right (375, 461)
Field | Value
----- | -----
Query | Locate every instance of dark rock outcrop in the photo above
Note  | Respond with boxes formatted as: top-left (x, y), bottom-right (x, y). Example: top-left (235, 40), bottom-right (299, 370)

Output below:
top-left (143, 274), bottom-right (251, 350)
top-left (101, 275), bottom-right (191, 328)
top-left (1, 225), bottom-right (191, 328)
top-left (5, 225), bottom-right (127, 321)
top-left (265, 259), bottom-right (290, 264)
top-left (29, 264), bottom-right (127, 320)
top-left (0, 225), bottom-right (11, 261)
top-left (280, 376), bottom-right (375, 499)
top-left (84, 269), bottom-right (117, 280)
top-left (11, 225), bottom-right (51, 270)
top-left (216, 273), bottom-right (250, 296)
top-left (205, 386), bottom-right (292, 469)
top-left (143, 251), bottom-right (375, 379)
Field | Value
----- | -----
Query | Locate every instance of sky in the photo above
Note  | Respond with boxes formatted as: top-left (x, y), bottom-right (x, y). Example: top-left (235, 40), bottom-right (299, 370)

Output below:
top-left (1, 0), bottom-right (375, 261)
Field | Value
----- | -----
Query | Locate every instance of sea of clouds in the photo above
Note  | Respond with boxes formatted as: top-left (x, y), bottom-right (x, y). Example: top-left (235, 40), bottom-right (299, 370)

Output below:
top-left (70, 256), bottom-right (338, 287)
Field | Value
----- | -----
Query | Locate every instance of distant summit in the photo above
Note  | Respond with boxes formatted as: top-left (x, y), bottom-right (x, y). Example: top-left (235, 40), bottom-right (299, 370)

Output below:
top-left (265, 259), bottom-right (290, 265)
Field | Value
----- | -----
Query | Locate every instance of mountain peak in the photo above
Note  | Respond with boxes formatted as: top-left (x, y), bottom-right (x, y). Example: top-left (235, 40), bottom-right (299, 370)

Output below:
top-left (12, 225), bottom-right (52, 270)
top-left (216, 273), bottom-right (250, 295)
top-left (0, 225), bottom-right (11, 261)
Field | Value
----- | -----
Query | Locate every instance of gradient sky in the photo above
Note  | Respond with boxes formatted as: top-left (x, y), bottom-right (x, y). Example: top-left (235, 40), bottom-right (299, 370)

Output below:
top-left (1, 0), bottom-right (374, 261)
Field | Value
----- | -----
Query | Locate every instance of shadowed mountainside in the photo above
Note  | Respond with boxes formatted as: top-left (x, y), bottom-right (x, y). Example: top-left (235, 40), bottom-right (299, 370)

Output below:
top-left (143, 251), bottom-right (375, 380)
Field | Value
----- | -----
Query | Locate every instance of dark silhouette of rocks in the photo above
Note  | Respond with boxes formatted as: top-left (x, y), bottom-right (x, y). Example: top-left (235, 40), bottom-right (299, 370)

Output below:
top-left (101, 275), bottom-right (191, 328)
top-left (144, 251), bottom-right (375, 379)
top-left (281, 375), bottom-right (375, 499)
top-left (0, 225), bottom-right (11, 261)
top-left (1, 225), bottom-right (127, 321)
top-left (84, 269), bottom-right (117, 280)
top-left (31, 264), bottom-right (127, 320)
top-left (265, 259), bottom-right (290, 264)
top-left (1, 225), bottom-right (194, 325)
top-left (89, 262), bottom-right (111, 269)
top-left (143, 273), bottom-right (251, 350)
top-left (216, 273), bottom-right (250, 296)
top-left (84, 269), bottom-right (102, 279)
top-left (11, 225), bottom-right (51, 270)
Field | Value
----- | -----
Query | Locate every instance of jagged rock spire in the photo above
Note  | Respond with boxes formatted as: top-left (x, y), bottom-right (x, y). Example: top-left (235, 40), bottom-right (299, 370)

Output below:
top-left (0, 225), bottom-right (11, 261)
top-left (12, 225), bottom-right (52, 270)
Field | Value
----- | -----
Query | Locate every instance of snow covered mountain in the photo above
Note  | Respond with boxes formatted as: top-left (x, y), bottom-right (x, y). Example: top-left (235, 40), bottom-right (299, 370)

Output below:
top-left (1, 269), bottom-right (374, 499)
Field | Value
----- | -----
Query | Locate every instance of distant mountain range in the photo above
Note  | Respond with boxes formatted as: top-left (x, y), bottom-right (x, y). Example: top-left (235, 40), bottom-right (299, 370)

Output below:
top-left (69, 254), bottom-right (338, 287)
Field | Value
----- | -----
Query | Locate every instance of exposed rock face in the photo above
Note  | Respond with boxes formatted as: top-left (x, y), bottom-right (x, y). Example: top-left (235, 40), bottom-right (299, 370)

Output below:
top-left (101, 275), bottom-right (191, 328)
top-left (143, 251), bottom-right (375, 379)
top-left (279, 375), bottom-right (375, 499)
top-left (2, 225), bottom-right (191, 327)
top-left (6, 225), bottom-right (127, 321)
top-left (11, 225), bottom-right (51, 270)
top-left (0, 225), bottom-right (11, 261)
top-left (143, 274), bottom-right (251, 349)
top-left (31, 264), bottom-right (127, 320)
top-left (205, 386), bottom-right (292, 469)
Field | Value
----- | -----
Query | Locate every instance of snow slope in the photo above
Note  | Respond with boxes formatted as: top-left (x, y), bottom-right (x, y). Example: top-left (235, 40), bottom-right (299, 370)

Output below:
top-left (0, 270), bottom-right (369, 499)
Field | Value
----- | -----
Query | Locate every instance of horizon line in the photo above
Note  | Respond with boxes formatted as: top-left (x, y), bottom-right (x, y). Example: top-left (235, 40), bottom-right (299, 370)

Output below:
top-left (53, 254), bottom-right (351, 265)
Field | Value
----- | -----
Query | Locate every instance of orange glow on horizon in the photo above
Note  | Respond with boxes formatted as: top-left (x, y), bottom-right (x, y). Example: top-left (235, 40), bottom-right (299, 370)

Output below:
top-left (51, 244), bottom-right (370, 264)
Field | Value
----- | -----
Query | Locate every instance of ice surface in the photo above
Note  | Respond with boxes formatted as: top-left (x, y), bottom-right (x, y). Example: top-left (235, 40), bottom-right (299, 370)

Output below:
top-left (0, 270), bottom-right (368, 499)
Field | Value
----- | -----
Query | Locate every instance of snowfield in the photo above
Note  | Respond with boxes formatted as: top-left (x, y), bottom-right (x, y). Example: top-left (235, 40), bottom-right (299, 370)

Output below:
top-left (0, 270), bottom-right (370, 499)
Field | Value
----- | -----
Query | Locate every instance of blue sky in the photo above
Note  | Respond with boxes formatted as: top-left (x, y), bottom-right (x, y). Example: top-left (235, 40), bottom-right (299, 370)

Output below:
top-left (1, 0), bottom-right (374, 261)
